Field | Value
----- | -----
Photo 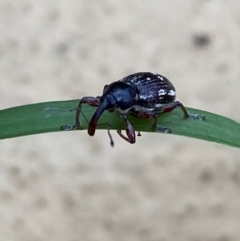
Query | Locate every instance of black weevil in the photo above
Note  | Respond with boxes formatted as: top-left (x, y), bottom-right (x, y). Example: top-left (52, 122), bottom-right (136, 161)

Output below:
top-left (72, 72), bottom-right (205, 146)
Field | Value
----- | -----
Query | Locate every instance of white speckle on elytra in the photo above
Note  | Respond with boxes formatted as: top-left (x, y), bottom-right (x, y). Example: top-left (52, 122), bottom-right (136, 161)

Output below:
top-left (129, 76), bottom-right (138, 82)
top-left (168, 90), bottom-right (176, 96)
top-left (157, 75), bottom-right (164, 81)
top-left (133, 105), bottom-right (155, 112)
top-left (139, 94), bottom-right (148, 100)
top-left (158, 89), bottom-right (166, 96)
top-left (154, 103), bottom-right (165, 108)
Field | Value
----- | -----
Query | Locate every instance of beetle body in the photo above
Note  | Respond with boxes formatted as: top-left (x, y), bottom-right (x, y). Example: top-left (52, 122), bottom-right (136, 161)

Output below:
top-left (75, 72), bottom-right (205, 146)
top-left (122, 72), bottom-right (176, 111)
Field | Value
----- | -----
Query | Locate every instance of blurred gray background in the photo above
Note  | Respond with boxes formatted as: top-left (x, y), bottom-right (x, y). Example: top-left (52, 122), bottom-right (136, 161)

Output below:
top-left (1, 1), bottom-right (240, 241)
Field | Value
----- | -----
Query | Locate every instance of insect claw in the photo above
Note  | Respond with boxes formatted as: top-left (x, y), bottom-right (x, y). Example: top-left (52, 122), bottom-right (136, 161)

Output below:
top-left (156, 125), bottom-right (172, 134)
top-left (60, 125), bottom-right (77, 131)
top-left (188, 113), bottom-right (206, 121)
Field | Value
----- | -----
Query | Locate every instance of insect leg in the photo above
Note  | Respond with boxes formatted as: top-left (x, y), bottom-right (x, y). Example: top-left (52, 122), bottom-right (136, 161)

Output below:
top-left (134, 111), bottom-right (172, 133)
top-left (117, 115), bottom-right (136, 144)
top-left (76, 96), bottom-right (101, 127)
top-left (160, 101), bottom-right (206, 120)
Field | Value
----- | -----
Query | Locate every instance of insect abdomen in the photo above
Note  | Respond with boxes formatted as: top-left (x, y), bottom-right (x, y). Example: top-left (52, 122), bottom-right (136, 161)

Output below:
top-left (123, 72), bottom-right (176, 108)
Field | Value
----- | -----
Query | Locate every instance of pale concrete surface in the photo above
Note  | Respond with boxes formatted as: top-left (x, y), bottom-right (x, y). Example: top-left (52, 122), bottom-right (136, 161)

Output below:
top-left (0, 1), bottom-right (240, 241)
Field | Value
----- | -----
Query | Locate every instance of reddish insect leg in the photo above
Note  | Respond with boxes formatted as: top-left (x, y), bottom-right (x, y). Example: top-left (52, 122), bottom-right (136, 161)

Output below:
top-left (76, 96), bottom-right (100, 127)
top-left (135, 112), bottom-right (172, 133)
top-left (161, 101), bottom-right (205, 120)
top-left (117, 115), bottom-right (136, 144)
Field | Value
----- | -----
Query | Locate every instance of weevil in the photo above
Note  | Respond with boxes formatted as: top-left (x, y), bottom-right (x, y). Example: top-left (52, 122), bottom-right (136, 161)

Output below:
top-left (73, 72), bottom-right (205, 146)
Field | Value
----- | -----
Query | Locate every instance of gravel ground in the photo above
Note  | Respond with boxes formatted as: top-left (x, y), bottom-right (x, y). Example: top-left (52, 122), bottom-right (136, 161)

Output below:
top-left (1, 1), bottom-right (240, 241)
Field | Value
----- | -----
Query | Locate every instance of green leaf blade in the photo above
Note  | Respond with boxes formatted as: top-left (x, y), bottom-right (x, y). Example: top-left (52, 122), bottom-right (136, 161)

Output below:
top-left (0, 100), bottom-right (240, 149)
